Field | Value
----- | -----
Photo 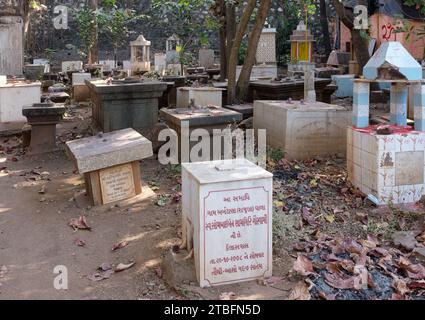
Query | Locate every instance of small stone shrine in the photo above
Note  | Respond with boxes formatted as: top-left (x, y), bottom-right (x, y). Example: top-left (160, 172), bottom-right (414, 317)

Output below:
top-left (288, 21), bottom-right (315, 76)
top-left (348, 41), bottom-right (425, 205)
top-left (130, 35), bottom-right (151, 74)
top-left (22, 102), bottom-right (65, 154)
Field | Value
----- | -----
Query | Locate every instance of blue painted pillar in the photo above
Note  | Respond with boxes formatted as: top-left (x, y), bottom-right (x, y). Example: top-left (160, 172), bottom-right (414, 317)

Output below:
top-left (352, 81), bottom-right (370, 128)
top-left (413, 83), bottom-right (425, 131)
top-left (390, 83), bottom-right (408, 126)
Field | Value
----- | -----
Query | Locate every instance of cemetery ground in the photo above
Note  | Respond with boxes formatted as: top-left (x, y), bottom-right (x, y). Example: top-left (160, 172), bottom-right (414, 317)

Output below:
top-left (0, 103), bottom-right (424, 300)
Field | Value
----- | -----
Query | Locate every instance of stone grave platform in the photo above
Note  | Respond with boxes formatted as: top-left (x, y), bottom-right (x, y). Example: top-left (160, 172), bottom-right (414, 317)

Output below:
top-left (182, 158), bottom-right (273, 288)
top-left (254, 100), bottom-right (350, 160)
top-left (347, 125), bottom-right (425, 205)
top-left (65, 128), bottom-right (154, 206)
top-left (160, 107), bottom-right (243, 162)
top-left (249, 78), bottom-right (332, 103)
top-left (86, 79), bottom-right (167, 135)
top-left (0, 80), bottom-right (41, 133)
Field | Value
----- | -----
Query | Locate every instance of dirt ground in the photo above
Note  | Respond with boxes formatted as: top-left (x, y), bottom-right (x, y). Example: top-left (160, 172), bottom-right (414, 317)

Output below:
top-left (0, 105), bottom-right (292, 300)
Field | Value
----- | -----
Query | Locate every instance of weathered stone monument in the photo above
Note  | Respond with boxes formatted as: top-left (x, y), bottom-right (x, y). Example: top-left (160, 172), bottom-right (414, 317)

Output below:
top-left (181, 158), bottom-right (273, 288)
top-left (72, 72), bottom-right (91, 102)
top-left (254, 100), bottom-right (350, 160)
top-left (66, 128), bottom-right (153, 206)
top-left (198, 49), bottom-right (215, 69)
top-left (130, 35), bottom-right (151, 74)
top-left (86, 79), bottom-right (167, 135)
top-left (0, 14), bottom-right (23, 76)
top-left (0, 0), bottom-right (24, 75)
top-left (22, 102), bottom-right (65, 154)
top-left (348, 41), bottom-right (425, 205)
top-left (177, 87), bottom-right (225, 108)
top-left (160, 107), bottom-right (243, 162)
top-left (61, 61), bottom-right (83, 73)
top-left (154, 53), bottom-right (167, 76)
top-left (303, 63), bottom-right (316, 102)
top-left (24, 64), bottom-right (45, 81)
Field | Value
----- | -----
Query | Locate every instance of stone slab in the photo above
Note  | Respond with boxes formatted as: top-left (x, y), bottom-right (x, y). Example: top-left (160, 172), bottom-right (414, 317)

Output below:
top-left (160, 107), bottom-right (242, 128)
top-left (182, 159), bottom-right (273, 288)
top-left (65, 128), bottom-right (153, 174)
top-left (99, 163), bottom-right (136, 204)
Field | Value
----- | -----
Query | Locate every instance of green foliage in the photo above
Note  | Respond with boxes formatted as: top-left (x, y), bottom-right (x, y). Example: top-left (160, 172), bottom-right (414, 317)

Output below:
top-left (274, 1), bottom-right (303, 65)
top-left (150, 0), bottom-right (219, 65)
top-left (72, 8), bottom-right (98, 59)
top-left (404, 0), bottom-right (425, 15)
top-left (98, 7), bottom-right (144, 53)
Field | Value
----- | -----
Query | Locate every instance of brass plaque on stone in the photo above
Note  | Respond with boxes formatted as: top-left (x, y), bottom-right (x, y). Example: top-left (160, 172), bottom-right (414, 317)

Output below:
top-left (395, 151), bottom-right (424, 186)
top-left (99, 163), bottom-right (136, 204)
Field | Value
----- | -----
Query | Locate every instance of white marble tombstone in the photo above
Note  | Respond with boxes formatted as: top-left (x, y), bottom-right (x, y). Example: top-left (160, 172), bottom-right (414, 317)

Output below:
top-left (182, 159), bottom-right (273, 288)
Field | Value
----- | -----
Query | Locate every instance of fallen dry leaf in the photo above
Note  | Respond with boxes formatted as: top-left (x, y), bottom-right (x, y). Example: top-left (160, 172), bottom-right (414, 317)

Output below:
top-left (288, 281), bottom-right (311, 300)
top-left (87, 270), bottom-right (113, 282)
top-left (293, 254), bottom-right (314, 276)
top-left (114, 262), bottom-right (135, 272)
top-left (392, 276), bottom-right (410, 296)
top-left (324, 272), bottom-right (357, 290)
top-left (74, 238), bottom-right (86, 247)
top-left (155, 267), bottom-right (163, 279)
top-left (301, 207), bottom-right (319, 227)
top-left (111, 241), bottom-right (129, 251)
top-left (69, 216), bottom-right (91, 231)
top-left (408, 280), bottom-right (425, 289)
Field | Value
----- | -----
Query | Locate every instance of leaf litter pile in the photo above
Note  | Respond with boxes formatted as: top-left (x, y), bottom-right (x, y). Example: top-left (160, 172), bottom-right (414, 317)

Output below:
top-left (268, 154), bottom-right (425, 300)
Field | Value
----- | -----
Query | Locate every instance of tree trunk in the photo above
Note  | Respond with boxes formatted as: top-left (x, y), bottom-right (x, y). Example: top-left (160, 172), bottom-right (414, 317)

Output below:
top-left (89, 0), bottom-right (99, 64)
top-left (319, 0), bottom-right (332, 57)
top-left (218, 0), bottom-right (227, 81)
top-left (332, 0), bottom-right (369, 69)
top-left (225, 3), bottom-right (236, 73)
top-left (227, 0), bottom-right (256, 104)
top-left (236, 0), bottom-right (272, 102)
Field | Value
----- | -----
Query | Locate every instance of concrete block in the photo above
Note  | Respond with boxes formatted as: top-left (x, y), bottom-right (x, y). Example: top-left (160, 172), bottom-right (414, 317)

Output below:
top-left (182, 159), bottom-right (273, 288)
top-left (254, 100), bottom-right (350, 160)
